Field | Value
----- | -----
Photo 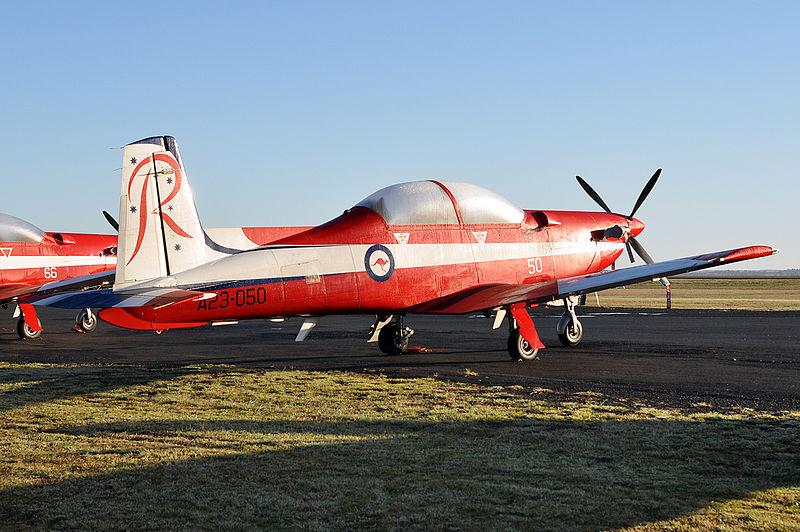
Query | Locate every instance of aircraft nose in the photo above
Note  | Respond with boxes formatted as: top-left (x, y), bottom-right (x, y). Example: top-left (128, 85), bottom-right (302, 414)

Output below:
top-left (629, 217), bottom-right (645, 237)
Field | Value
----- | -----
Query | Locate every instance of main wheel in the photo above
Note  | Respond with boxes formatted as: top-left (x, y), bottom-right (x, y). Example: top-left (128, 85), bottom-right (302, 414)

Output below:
top-left (557, 314), bottom-right (583, 347)
top-left (507, 329), bottom-right (538, 361)
top-left (378, 324), bottom-right (408, 355)
top-left (75, 309), bottom-right (97, 332)
top-left (17, 318), bottom-right (41, 340)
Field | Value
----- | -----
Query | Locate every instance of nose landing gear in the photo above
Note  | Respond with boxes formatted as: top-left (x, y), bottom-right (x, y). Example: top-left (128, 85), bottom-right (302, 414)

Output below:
top-left (74, 308), bottom-right (97, 333)
top-left (556, 296), bottom-right (584, 347)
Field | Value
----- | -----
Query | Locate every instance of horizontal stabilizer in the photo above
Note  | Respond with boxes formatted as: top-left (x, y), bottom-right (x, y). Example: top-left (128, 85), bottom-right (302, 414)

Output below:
top-left (30, 286), bottom-right (211, 309)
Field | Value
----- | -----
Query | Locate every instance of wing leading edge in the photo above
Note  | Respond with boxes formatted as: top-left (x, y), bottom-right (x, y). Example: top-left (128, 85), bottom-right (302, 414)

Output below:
top-left (409, 245), bottom-right (778, 314)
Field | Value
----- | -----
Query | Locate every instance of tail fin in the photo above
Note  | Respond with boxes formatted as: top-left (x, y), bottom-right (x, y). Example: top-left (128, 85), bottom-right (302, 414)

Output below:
top-left (116, 136), bottom-right (206, 286)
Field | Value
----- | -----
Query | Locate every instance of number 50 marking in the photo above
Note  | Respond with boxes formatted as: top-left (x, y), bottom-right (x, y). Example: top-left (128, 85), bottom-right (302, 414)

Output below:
top-left (527, 257), bottom-right (543, 274)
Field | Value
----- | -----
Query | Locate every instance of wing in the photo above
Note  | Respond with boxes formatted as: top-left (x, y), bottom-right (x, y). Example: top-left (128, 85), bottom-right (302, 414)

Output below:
top-left (409, 245), bottom-right (778, 314)
top-left (0, 270), bottom-right (116, 306)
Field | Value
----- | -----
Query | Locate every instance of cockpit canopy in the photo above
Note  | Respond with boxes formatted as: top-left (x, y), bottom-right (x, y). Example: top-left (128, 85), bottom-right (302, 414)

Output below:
top-left (355, 180), bottom-right (524, 225)
top-left (0, 213), bottom-right (44, 243)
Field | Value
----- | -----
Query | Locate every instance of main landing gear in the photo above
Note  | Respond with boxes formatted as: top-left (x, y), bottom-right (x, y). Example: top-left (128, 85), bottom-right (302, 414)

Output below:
top-left (507, 321), bottom-right (538, 361)
top-left (17, 317), bottom-right (41, 340)
top-left (369, 315), bottom-right (414, 355)
top-left (14, 304), bottom-right (42, 340)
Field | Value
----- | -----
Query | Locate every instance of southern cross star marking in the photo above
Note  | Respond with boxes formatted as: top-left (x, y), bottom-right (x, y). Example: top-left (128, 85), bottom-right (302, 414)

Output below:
top-left (174, 244), bottom-right (181, 251)
top-left (130, 157), bottom-right (137, 165)
top-left (130, 206), bottom-right (137, 213)
top-left (166, 177), bottom-right (173, 185)
top-left (168, 205), bottom-right (173, 211)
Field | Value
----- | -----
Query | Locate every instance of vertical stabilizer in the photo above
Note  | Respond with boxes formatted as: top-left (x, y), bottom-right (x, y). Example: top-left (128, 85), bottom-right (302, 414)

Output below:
top-left (116, 136), bottom-right (206, 286)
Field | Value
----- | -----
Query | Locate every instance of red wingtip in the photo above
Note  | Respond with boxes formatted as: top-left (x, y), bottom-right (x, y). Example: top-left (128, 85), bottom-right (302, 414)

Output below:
top-left (720, 246), bottom-right (777, 263)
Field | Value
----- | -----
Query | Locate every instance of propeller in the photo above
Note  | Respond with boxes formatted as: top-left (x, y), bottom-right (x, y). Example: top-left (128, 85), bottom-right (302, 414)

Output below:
top-left (576, 176), bottom-right (612, 214)
top-left (576, 169), bottom-right (671, 290)
top-left (102, 210), bottom-right (119, 232)
top-left (629, 168), bottom-right (661, 220)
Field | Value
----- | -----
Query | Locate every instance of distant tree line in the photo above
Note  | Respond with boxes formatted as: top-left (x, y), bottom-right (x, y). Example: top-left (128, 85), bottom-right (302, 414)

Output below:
top-left (679, 269), bottom-right (800, 278)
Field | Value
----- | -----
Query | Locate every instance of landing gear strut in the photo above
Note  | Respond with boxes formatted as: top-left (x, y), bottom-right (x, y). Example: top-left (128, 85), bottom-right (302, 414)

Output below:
top-left (376, 316), bottom-right (414, 355)
top-left (557, 296), bottom-right (583, 347)
top-left (75, 308), bottom-right (97, 333)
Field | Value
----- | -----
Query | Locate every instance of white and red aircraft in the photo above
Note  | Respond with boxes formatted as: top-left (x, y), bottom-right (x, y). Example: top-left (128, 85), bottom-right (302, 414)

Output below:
top-left (33, 136), bottom-right (777, 360)
top-left (0, 213), bottom-right (117, 338)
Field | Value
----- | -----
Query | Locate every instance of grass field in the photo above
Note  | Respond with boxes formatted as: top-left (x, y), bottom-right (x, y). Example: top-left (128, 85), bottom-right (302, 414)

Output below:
top-left (1, 363), bottom-right (799, 530)
top-left (586, 278), bottom-right (800, 311)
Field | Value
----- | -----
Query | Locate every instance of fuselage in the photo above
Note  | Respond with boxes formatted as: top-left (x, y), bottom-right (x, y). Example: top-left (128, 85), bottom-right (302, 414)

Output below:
top-left (100, 207), bottom-right (642, 330)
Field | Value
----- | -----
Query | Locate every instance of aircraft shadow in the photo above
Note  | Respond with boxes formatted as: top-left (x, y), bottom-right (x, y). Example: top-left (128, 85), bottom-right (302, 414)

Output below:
top-left (1, 417), bottom-right (798, 530)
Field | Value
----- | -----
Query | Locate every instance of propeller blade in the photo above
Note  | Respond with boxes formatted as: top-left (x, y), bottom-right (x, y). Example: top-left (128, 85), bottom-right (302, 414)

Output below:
top-left (102, 210), bottom-right (119, 232)
top-left (629, 168), bottom-right (661, 219)
top-left (576, 176), bottom-right (612, 213)
top-left (628, 236), bottom-right (654, 264)
top-left (629, 236), bottom-right (669, 286)
top-left (625, 241), bottom-right (635, 263)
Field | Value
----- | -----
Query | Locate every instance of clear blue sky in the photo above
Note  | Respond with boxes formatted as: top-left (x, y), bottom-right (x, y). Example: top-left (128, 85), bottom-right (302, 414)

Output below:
top-left (1, 1), bottom-right (797, 269)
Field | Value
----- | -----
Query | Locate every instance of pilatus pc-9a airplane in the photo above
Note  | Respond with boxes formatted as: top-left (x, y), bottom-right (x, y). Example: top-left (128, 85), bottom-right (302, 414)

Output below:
top-left (32, 136), bottom-right (776, 360)
top-left (0, 213), bottom-right (117, 338)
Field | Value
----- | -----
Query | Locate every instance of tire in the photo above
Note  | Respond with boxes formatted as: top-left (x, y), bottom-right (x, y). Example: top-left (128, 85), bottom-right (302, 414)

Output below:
top-left (378, 324), bottom-right (408, 355)
top-left (507, 329), bottom-right (538, 361)
top-left (76, 309), bottom-right (97, 332)
top-left (557, 314), bottom-right (583, 347)
top-left (17, 318), bottom-right (41, 340)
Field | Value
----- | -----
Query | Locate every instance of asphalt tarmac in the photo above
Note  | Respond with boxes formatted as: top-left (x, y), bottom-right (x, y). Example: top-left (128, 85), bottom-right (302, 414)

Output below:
top-left (2, 307), bottom-right (799, 411)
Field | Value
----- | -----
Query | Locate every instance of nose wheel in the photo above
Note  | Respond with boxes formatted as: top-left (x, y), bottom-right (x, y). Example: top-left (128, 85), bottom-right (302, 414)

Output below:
top-left (557, 314), bottom-right (583, 346)
top-left (556, 296), bottom-right (583, 347)
top-left (74, 308), bottom-right (97, 333)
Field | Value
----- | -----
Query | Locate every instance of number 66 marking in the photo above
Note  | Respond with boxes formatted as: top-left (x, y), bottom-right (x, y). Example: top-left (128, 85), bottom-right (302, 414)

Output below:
top-left (44, 266), bottom-right (58, 279)
top-left (527, 257), bottom-right (543, 274)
